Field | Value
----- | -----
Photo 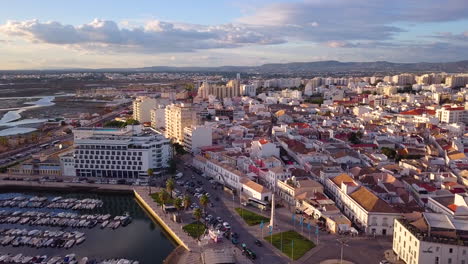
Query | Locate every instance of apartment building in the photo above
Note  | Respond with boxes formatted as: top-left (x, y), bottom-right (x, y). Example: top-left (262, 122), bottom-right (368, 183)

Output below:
top-left (183, 125), bottom-right (212, 153)
top-left (393, 213), bottom-right (468, 264)
top-left (133, 96), bottom-right (157, 123)
top-left (165, 103), bottom-right (196, 144)
top-left (150, 105), bottom-right (166, 129)
top-left (436, 106), bottom-right (467, 124)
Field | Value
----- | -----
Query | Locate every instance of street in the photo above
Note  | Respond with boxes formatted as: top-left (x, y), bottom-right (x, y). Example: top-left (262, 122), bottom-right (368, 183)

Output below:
top-left (176, 155), bottom-right (393, 264)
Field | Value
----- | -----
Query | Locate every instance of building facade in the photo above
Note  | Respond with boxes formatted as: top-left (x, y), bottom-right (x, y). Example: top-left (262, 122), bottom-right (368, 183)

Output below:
top-left (73, 131), bottom-right (172, 179)
top-left (165, 103), bottom-right (196, 144)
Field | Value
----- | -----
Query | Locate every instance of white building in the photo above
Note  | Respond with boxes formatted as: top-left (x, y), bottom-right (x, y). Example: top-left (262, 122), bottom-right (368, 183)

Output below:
top-left (250, 139), bottom-right (280, 158)
top-left (241, 84), bottom-right (257, 97)
top-left (165, 103), bottom-right (196, 144)
top-left (324, 173), bottom-right (401, 235)
top-left (183, 125), bottom-right (212, 153)
top-left (150, 106), bottom-right (166, 129)
top-left (72, 127), bottom-right (172, 179)
top-left (436, 106), bottom-right (467, 124)
top-left (133, 96), bottom-right (158, 123)
top-left (241, 178), bottom-right (272, 202)
top-left (393, 213), bottom-right (468, 264)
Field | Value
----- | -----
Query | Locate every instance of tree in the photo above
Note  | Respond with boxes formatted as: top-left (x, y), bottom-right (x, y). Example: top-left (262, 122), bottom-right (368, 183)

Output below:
top-left (168, 159), bottom-right (177, 174)
top-left (174, 197), bottom-right (183, 215)
top-left (183, 195), bottom-right (191, 211)
top-left (381, 147), bottom-right (397, 160)
top-left (199, 194), bottom-right (209, 214)
top-left (104, 120), bottom-right (126, 128)
top-left (147, 168), bottom-right (154, 178)
top-left (0, 137), bottom-right (8, 147)
top-left (193, 208), bottom-right (203, 240)
top-left (166, 178), bottom-right (175, 198)
top-left (348, 132), bottom-right (361, 144)
top-left (158, 190), bottom-right (169, 208)
top-left (125, 118), bottom-right (140, 125)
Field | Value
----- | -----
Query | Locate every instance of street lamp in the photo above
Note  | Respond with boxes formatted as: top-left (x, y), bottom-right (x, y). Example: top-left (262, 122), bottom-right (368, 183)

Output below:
top-left (337, 238), bottom-right (349, 264)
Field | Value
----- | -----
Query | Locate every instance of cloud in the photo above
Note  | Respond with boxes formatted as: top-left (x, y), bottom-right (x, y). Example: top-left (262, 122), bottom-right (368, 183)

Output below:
top-left (237, 0), bottom-right (468, 44)
top-left (0, 19), bottom-right (286, 53)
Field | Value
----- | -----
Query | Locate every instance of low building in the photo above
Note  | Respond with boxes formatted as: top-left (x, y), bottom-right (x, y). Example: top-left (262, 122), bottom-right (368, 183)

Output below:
top-left (240, 178), bottom-right (271, 202)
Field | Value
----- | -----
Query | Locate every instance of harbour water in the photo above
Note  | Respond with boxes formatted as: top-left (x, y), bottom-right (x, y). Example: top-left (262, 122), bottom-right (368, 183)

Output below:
top-left (0, 191), bottom-right (176, 264)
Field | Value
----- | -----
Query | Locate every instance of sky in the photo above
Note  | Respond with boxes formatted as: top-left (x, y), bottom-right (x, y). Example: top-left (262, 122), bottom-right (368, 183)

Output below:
top-left (0, 0), bottom-right (468, 69)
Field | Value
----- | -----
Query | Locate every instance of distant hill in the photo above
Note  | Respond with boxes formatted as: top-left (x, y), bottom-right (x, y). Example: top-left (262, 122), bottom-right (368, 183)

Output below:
top-left (3, 60), bottom-right (468, 74)
top-left (109, 60), bottom-right (468, 74)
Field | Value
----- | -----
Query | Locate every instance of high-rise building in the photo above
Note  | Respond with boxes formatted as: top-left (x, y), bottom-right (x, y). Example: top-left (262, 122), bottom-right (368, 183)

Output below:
top-left (150, 105), bottom-right (166, 129)
top-left (446, 75), bottom-right (468, 88)
top-left (133, 96), bottom-right (157, 123)
top-left (183, 125), bottom-right (212, 153)
top-left (196, 80), bottom-right (240, 100)
top-left (392, 74), bottom-right (415, 85)
top-left (241, 84), bottom-right (257, 96)
top-left (71, 126), bottom-right (172, 179)
top-left (165, 103), bottom-right (196, 143)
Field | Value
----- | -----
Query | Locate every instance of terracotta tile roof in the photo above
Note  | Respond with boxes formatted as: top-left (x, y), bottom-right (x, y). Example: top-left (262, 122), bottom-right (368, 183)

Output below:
top-left (243, 180), bottom-right (270, 194)
top-left (331, 173), bottom-right (355, 186)
top-left (349, 186), bottom-right (398, 213)
top-left (448, 152), bottom-right (466, 160)
top-left (399, 108), bottom-right (436, 116)
top-left (448, 204), bottom-right (458, 212)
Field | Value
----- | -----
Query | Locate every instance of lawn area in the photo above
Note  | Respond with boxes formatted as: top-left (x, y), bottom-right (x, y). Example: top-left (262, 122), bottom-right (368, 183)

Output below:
top-left (182, 221), bottom-right (206, 239)
top-left (235, 207), bottom-right (270, 226)
top-left (150, 193), bottom-right (174, 205)
top-left (264, 230), bottom-right (315, 260)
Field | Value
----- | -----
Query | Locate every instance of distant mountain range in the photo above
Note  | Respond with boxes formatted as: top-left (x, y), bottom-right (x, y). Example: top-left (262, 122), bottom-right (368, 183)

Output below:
top-left (4, 60), bottom-right (468, 74)
top-left (100, 60), bottom-right (468, 74)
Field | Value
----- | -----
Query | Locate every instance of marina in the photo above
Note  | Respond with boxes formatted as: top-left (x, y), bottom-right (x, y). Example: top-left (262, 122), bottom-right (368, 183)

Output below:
top-left (0, 191), bottom-right (175, 264)
top-left (0, 196), bottom-right (104, 211)
top-left (0, 253), bottom-right (139, 264)
top-left (0, 210), bottom-right (130, 230)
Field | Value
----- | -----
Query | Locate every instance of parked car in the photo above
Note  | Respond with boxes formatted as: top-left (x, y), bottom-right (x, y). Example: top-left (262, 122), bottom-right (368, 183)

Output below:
top-left (245, 249), bottom-right (256, 260)
top-left (231, 237), bottom-right (239, 245)
top-left (216, 217), bottom-right (222, 223)
top-left (223, 222), bottom-right (231, 229)
top-left (231, 232), bottom-right (239, 239)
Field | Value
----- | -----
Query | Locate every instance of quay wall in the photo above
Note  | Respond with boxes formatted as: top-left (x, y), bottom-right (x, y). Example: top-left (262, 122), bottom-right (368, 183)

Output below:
top-left (134, 189), bottom-right (192, 251)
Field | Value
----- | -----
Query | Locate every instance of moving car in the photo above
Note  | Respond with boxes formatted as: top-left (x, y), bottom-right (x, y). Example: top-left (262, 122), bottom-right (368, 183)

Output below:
top-left (254, 240), bottom-right (262, 247)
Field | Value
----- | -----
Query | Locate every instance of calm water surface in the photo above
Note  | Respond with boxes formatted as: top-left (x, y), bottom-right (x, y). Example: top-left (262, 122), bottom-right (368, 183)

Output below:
top-left (0, 191), bottom-right (176, 264)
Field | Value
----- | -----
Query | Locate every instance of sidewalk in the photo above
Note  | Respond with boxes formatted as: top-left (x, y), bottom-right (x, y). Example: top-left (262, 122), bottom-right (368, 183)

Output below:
top-left (134, 187), bottom-right (202, 263)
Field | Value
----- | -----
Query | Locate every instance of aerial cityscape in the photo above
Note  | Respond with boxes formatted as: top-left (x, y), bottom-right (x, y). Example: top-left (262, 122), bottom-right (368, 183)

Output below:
top-left (1, 1), bottom-right (468, 264)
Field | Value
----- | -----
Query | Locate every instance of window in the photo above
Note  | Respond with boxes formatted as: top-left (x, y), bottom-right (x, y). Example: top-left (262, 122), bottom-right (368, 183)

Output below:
top-left (447, 258), bottom-right (451, 264)
top-left (449, 248), bottom-right (453, 253)
top-left (435, 257), bottom-right (439, 264)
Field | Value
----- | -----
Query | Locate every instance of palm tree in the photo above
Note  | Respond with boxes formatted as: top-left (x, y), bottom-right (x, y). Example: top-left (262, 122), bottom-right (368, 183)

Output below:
top-left (193, 208), bottom-right (203, 240)
top-left (147, 168), bottom-right (154, 194)
top-left (183, 195), bottom-right (191, 211)
top-left (158, 190), bottom-right (169, 209)
top-left (199, 194), bottom-right (209, 214)
top-left (174, 198), bottom-right (183, 216)
top-left (166, 178), bottom-right (175, 198)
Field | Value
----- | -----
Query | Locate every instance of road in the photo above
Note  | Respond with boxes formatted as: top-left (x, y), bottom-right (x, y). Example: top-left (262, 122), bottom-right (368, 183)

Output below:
top-left (0, 103), bottom-right (130, 166)
top-left (175, 155), bottom-right (393, 264)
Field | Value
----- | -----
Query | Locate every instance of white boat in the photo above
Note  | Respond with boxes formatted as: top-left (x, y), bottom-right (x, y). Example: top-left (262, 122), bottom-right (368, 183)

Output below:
top-left (76, 237), bottom-right (85, 245)
top-left (101, 220), bottom-right (109, 229)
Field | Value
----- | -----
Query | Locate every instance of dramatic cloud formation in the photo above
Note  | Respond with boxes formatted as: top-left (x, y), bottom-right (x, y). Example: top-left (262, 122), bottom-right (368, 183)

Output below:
top-left (0, 0), bottom-right (468, 68)
top-left (0, 19), bottom-right (285, 53)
